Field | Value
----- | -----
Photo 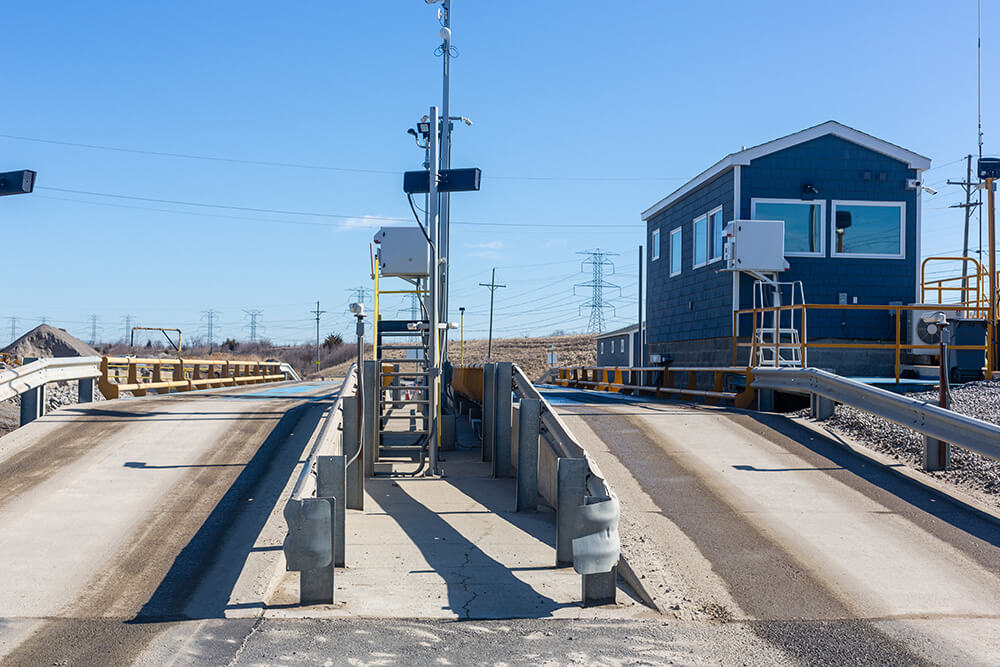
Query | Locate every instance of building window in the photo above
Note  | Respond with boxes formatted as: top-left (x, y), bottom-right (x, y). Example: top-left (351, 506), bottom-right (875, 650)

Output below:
top-left (751, 199), bottom-right (826, 256)
top-left (599, 341), bottom-right (604, 354)
top-left (708, 207), bottom-right (724, 262)
top-left (693, 215), bottom-right (707, 267)
top-left (670, 227), bottom-right (682, 277)
top-left (830, 201), bottom-right (905, 258)
top-left (620, 339), bottom-right (625, 353)
top-left (651, 229), bottom-right (660, 261)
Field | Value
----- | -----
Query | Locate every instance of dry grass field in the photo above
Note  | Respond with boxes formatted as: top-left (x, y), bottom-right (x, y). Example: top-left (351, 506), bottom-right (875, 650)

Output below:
top-left (316, 334), bottom-right (596, 383)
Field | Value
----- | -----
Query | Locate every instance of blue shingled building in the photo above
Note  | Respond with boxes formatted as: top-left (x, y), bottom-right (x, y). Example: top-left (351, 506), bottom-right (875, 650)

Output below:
top-left (641, 121), bottom-right (931, 374)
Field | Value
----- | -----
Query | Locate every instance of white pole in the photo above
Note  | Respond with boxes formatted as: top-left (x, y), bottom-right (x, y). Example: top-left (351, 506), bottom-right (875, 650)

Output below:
top-left (428, 105), bottom-right (441, 476)
top-left (439, 0), bottom-right (453, 361)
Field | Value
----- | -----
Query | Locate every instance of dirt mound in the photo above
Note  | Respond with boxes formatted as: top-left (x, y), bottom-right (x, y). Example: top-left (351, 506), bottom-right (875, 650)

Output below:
top-left (1, 324), bottom-right (99, 360)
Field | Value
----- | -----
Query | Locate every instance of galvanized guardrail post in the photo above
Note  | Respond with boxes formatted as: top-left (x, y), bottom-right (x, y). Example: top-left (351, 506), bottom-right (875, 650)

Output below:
top-left (363, 360), bottom-right (377, 476)
top-left (342, 395), bottom-right (364, 509)
top-left (810, 393), bottom-right (834, 420)
top-left (556, 457), bottom-right (587, 566)
top-left (482, 363), bottom-right (496, 462)
top-left (317, 455), bottom-right (347, 567)
top-left (515, 397), bottom-right (540, 511)
top-left (283, 497), bottom-right (335, 604)
top-left (18, 357), bottom-right (43, 426)
top-left (493, 362), bottom-right (513, 478)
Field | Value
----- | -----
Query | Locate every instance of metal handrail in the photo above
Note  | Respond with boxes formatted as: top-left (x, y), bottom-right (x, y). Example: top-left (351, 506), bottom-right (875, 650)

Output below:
top-left (512, 365), bottom-right (616, 503)
top-left (290, 365), bottom-right (358, 502)
top-left (0, 356), bottom-right (102, 402)
top-left (751, 367), bottom-right (1000, 458)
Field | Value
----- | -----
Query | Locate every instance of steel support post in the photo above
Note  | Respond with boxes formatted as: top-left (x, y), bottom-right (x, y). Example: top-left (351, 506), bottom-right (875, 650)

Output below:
top-left (317, 455), bottom-right (347, 567)
top-left (362, 360), bottom-right (378, 476)
top-left (298, 497), bottom-right (336, 604)
top-left (810, 394), bottom-right (834, 420)
top-left (493, 362), bottom-right (513, 478)
top-left (482, 362), bottom-right (496, 462)
top-left (923, 436), bottom-right (951, 471)
top-left (19, 385), bottom-right (44, 426)
top-left (556, 457), bottom-right (587, 567)
top-left (757, 388), bottom-right (775, 412)
top-left (515, 398), bottom-right (540, 511)
top-left (582, 568), bottom-right (617, 606)
top-left (78, 378), bottom-right (94, 404)
top-left (342, 396), bottom-right (364, 510)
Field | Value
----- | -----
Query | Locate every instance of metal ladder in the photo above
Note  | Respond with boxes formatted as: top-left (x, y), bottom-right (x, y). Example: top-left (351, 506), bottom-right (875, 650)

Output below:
top-left (375, 320), bottom-right (431, 465)
top-left (753, 279), bottom-right (806, 367)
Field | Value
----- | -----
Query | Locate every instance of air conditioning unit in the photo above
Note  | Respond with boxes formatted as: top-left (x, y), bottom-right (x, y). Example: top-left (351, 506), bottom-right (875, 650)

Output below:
top-left (907, 304), bottom-right (962, 347)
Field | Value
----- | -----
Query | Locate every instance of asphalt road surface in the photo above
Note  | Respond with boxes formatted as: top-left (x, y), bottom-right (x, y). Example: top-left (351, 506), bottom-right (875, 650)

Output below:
top-left (0, 381), bottom-right (338, 666)
top-left (547, 388), bottom-right (1000, 666)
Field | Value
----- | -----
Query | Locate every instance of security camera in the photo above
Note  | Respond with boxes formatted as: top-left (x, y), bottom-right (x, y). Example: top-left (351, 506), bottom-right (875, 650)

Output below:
top-left (906, 179), bottom-right (937, 195)
top-left (349, 302), bottom-right (364, 315)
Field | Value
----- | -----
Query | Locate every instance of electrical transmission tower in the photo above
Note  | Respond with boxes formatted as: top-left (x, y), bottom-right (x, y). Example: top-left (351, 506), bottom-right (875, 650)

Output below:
top-left (396, 294), bottom-right (421, 321)
top-left (88, 315), bottom-right (98, 345)
top-left (8, 317), bottom-right (17, 343)
top-left (244, 310), bottom-right (263, 343)
top-left (574, 249), bottom-right (621, 333)
top-left (345, 286), bottom-right (372, 309)
top-left (202, 310), bottom-right (219, 351)
top-left (122, 315), bottom-right (134, 343)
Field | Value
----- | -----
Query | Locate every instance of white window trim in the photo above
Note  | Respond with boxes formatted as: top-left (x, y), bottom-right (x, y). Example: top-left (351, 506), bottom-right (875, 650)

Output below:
top-left (707, 205), bottom-right (724, 265)
top-left (829, 200), bottom-right (906, 260)
top-left (651, 229), bottom-right (660, 261)
top-left (692, 214), bottom-right (708, 268)
top-left (669, 227), bottom-right (683, 277)
top-left (751, 197), bottom-right (827, 257)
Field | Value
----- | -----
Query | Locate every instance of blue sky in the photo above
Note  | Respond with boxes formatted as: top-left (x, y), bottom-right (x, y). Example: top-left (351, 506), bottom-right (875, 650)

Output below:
top-left (0, 1), bottom-right (995, 346)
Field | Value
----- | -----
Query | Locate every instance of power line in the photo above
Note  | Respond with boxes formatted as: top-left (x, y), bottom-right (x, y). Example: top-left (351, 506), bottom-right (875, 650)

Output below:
top-left (35, 188), bottom-right (644, 229)
top-left (574, 249), bottom-right (621, 333)
top-left (0, 133), bottom-right (686, 182)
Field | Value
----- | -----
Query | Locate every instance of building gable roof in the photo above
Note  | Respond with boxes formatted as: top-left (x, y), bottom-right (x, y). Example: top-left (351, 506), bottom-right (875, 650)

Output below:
top-left (596, 323), bottom-right (640, 340)
top-left (641, 121), bottom-right (932, 222)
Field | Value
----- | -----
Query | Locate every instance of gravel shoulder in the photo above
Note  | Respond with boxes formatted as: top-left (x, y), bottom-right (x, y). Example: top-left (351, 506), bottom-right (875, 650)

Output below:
top-left (798, 379), bottom-right (1000, 511)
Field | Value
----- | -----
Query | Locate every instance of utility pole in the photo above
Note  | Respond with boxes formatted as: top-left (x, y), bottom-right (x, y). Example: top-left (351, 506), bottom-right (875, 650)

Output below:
top-left (479, 268), bottom-right (506, 359)
top-left (947, 155), bottom-right (981, 288)
top-left (438, 0), bottom-right (453, 364)
top-left (202, 310), bottom-right (219, 353)
top-left (244, 309), bottom-right (262, 343)
top-left (459, 306), bottom-right (465, 364)
top-left (427, 105), bottom-right (441, 476)
top-left (311, 301), bottom-right (326, 371)
top-left (8, 316), bottom-right (16, 343)
top-left (88, 314), bottom-right (98, 345)
top-left (638, 245), bottom-right (644, 367)
top-left (574, 249), bottom-right (621, 333)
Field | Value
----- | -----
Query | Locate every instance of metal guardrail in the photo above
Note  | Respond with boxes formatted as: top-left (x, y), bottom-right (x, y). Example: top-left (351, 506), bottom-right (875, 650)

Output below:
top-left (283, 364), bottom-right (360, 605)
top-left (98, 356), bottom-right (291, 399)
top-left (751, 367), bottom-right (1000, 461)
top-left (0, 356), bottom-right (101, 402)
top-left (458, 363), bottom-right (620, 603)
top-left (553, 365), bottom-right (756, 408)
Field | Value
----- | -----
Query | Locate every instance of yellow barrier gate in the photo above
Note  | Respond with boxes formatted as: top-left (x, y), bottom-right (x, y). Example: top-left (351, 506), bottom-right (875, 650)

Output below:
top-left (99, 356), bottom-right (286, 399)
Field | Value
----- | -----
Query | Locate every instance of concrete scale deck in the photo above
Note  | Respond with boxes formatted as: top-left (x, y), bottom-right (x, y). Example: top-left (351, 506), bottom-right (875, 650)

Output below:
top-left (267, 414), bottom-right (647, 620)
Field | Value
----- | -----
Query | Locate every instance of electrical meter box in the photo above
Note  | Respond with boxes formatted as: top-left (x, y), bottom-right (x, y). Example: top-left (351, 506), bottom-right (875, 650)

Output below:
top-left (374, 227), bottom-right (431, 278)
top-left (724, 220), bottom-right (790, 273)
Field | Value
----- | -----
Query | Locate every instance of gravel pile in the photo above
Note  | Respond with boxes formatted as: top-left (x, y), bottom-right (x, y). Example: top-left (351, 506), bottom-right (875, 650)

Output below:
top-left (816, 380), bottom-right (1000, 505)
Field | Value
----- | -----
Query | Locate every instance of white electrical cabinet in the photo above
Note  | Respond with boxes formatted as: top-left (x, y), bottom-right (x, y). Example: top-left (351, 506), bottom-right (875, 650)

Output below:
top-left (374, 227), bottom-right (431, 278)
top-left (724, 220), bottom-right (790, 273)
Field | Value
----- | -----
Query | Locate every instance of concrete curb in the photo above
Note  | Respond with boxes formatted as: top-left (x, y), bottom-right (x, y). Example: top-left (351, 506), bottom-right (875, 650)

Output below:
top-left (788, 415), bottom-right (1000, 526)
top-left (617, 553), bottom-right (662, 614)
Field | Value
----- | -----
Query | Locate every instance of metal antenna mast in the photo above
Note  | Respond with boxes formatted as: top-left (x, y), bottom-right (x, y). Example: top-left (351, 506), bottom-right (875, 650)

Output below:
top-left (575, 249), bottom-right (621, 333)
